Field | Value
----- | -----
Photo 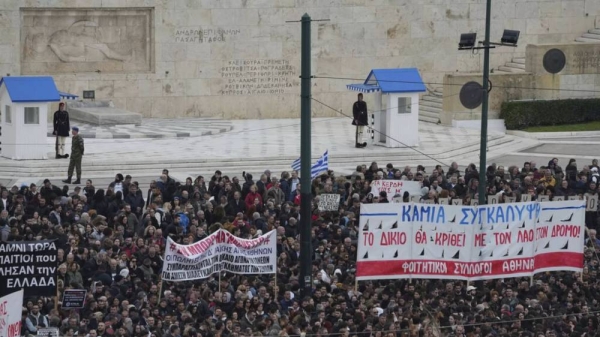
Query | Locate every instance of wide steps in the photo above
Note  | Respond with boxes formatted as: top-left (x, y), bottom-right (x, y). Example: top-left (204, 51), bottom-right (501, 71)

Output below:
top-left (512, 57), bottom-right (525, 64)
top-left (589, 29), bottom-right (600, 34)
top-left (419, 92), bottom-right (443, 124)
top-left (0, 135), bottom-right (514, 177)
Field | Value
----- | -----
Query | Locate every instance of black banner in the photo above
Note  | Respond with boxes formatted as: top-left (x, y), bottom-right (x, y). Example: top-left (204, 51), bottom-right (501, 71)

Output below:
top-left (62, 289), bottom-right (87, 309)
top-left (0, 240), bottom-right (58, 297)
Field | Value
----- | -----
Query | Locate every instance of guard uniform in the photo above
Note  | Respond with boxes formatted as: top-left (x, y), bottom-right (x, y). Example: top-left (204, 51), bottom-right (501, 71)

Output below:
top-left (65, 127), bottom-right (84, 184)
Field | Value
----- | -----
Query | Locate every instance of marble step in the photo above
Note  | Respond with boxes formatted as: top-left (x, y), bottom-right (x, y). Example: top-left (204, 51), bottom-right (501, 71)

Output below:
top-left (420, 105), bottom-right (442, 113)
top-left (575, 37), bottom-right (600, 43)
top-left (420, 110), bottom-right (441, 119)
top-left (589, 29), bottom-right (600, 34)
top-left (420, 100), bottom-right (442, 109)
top-left (421, 95), bottom-right (443, 103)
top-left (505, 62), bottom-right (525, 69)
top-left (497, 66), bottom-right (526, 73)
top-left (512, 57), bottom-right (526, 64)
top-left (418, 115), bottom-right (440, 124)
top-left (582, 33), bottom-right (600, 40)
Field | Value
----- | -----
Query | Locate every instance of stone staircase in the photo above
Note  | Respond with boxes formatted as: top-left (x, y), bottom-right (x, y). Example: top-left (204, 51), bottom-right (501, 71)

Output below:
top-left (418, 88), bottom-right (443, 124)
top-left (494, 57), bottom-right (526, 74)
top-left (575, 28), bottom-right (600, 43)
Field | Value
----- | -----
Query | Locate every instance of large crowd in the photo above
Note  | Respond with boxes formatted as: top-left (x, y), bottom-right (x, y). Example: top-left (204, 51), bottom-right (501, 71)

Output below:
top-left (4, 158), bottom-right (600, 337)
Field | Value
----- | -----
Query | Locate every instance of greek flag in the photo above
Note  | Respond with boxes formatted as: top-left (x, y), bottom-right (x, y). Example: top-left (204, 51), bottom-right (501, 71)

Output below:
top-left (291, 150), bottom-right (329, 179)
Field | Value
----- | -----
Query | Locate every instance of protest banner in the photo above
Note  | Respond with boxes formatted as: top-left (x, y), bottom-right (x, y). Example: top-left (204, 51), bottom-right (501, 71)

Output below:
top-left (488, 195), bottom-right (498, 204)
top-left (356, 200), bottom-right (585, 281)
top-left (318, 194), bottom-right (341, 211)
top-left (370, 180), bottom-right (421, 198)
top-left (538, 195), bottom-right (549, 202)
top-left (162, 229), bottom-right (276, 281)
top-left (0, 289), bottom-right (23, 337)
top-left (62, 289), bottom-right (87, 309)
top-left (521, 194), bottom-right (531, 202)
top-left (585, 194), bottom-right (598, 211)
top-left (554, 196), bottom-right (565, 201)
top-left (0, 240), bottom-right (57, 297)
top-left (37, 328), bottom-right (59, 337)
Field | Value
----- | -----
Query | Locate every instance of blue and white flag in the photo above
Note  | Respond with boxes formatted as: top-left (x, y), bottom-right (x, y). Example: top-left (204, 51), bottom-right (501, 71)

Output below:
top-left (291, 157), bottom-right (301, 172)
top-left (311, 150), bottom-right (329, 178)
top-left (291, 150), bottom-right (329, 179)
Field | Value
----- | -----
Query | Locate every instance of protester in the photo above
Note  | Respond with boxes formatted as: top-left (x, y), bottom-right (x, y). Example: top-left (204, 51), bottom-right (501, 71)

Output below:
top-left (4, 158), bottom-right (600, 337)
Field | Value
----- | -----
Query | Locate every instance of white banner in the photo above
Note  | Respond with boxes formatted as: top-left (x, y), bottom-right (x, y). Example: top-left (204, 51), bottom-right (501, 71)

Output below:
top-left (318, 194), bottom-right (341, 211)
top-left (370, 180), bottom-right (421, 198)
top-left (0, 289), bottom-right (23, 337)
top-left (357, 200), bottom-right (585, 281)
top-left (162, 229), bottom-right (277, 281)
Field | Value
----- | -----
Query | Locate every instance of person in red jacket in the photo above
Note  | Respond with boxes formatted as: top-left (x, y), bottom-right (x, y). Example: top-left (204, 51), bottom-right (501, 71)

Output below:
top-left (244, 184), bottom-right (263, 209)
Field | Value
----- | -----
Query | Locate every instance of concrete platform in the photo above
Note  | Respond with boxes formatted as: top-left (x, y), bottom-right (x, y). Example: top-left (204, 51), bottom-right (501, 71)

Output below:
top-left (67, 101), bottom-right (142, 126)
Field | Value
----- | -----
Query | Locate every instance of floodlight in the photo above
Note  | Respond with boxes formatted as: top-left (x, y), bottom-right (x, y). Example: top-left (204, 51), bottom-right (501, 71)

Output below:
top-left (458, 33), bottom-right (477, 49)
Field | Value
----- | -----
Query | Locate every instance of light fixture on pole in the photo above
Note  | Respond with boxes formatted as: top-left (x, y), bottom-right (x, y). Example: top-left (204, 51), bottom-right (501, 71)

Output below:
top-left (458, 2), bottom-right (520, 206)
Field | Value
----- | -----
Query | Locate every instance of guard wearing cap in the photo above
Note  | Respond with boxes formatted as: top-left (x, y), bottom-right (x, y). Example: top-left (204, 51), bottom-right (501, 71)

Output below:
top-left (63, 126), bottom-right (84, 185)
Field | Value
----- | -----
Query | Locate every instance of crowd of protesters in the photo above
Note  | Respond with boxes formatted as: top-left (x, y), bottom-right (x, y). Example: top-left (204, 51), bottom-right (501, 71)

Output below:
top-left (3, 157), bottom-right (600, 337)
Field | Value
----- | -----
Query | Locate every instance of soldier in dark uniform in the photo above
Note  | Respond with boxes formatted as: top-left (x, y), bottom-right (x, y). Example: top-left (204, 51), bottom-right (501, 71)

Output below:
top-left (53, 102), bottom-right (70, 159)
top-left (352, 93), bottom-right (368, 148)
top-left (63, 126), bottom-right (84, 185)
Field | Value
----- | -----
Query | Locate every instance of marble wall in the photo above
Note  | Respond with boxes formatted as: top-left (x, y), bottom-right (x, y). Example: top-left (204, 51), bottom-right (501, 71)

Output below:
top-left (0, 0), bottom-right (598, 119)
top-left (440, 42), bottom-right (600, 125)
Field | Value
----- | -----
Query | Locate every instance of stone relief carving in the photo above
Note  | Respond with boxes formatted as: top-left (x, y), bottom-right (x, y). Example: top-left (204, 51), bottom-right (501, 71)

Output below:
top-left (21, 9), bottom-right (152, 74)
top-left (47, 21), bottom-right (132, 63)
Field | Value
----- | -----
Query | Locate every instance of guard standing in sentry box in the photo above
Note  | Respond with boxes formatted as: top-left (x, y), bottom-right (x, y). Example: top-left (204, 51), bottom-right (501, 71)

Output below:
top-left (52, 102), bottom-right (70, 159)
top-left (352, 93), bottom-right (368, 148)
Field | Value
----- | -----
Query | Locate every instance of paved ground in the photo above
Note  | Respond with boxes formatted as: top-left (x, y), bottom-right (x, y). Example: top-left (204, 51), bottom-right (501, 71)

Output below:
top-left (46, 118), bottom-right (232, 139)
top-left (3, 117), bottom-right (596, 190)
top-left (44, 118), bottom-right (508, 161)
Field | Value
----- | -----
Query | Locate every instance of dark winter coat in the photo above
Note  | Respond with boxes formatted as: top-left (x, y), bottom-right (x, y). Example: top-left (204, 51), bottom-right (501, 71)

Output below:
top-left (53, 110), bottom-right (70, 137)
top-left (352, 100), bottom-right (368, 126)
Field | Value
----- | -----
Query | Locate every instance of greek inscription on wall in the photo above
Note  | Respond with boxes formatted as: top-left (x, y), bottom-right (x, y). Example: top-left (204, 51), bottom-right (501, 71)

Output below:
top-left (220, 59), bottom-right (299, 96)
top-left (174, 28), bottom-right (241, 43)
top-left (572, 50), bottom-right (600, 70)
